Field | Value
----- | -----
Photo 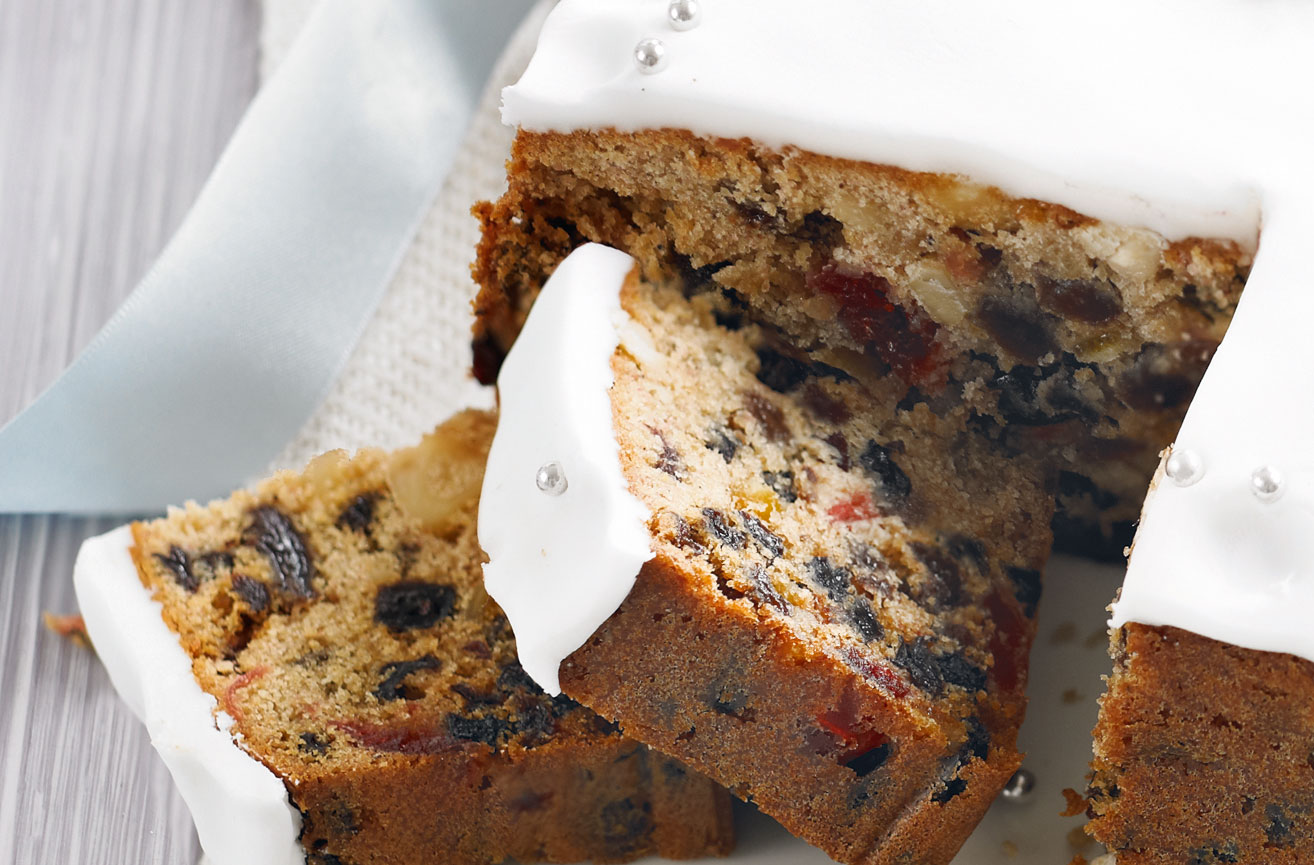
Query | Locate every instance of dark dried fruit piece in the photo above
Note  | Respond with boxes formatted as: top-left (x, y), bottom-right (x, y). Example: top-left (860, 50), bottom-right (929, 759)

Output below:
top-left (739, 511), bottom-right (784, 558)
top-left (374, 655), bottom-right (440, 702)
top-left (447, 713), bottom-right (511, 747)
top-left (744, 392), bottom-right (790, 442)
top-left (668, 515), bottom-right (708, 555)
top-left (650, 428), bottom-right (686, 478)
top-left (374, 581), bottom-right (457, 632)
top-left (1006, 566), bottom-right (1043, 617)
top-left (937, 652), bottom-right (987, 693)
top-left (859, 441), bottom-right (912, 505)
top-left (802, 384), bottom-right (852, 424)
top-left (298, 732), bottom-right (330, 755)
top-left (230, 574), bottom-right (271, 613)
top-left (745, 565), bottom-right (790, 615)
top-left (762, 470), bottom-right (797, 503)
top-left (498, 660), bottom-right (541, 694)
top-left (245, 507), bottom-right (315, 599)
top-left (194, 551), bottom-right (234, 583)
top-left (755, 347), bottom-right (811, 393)
top-left (451, 683), bottom-right (502, 707)
top-left (1265, 804), bottom-right (1295, 846)
top-left (335, 493), bottom-right (379, 533)
top-left (824, 432), bottom-right (852, 471)
top-left (844, 741), bottom-right (892, 777)
top-left (808, 556), bottom-right (851, 601)
top-left (910, 542), bottom-right (964, 608)
top-left (1118, 340), bottom-right (1216, 412)
top-left (1036, 274), bottom-right (1123, 323)
top-left (976, 294), bottom-right (1060, 364)
top-left (849, 598), bottom-right (883, 641)
top-left (600, 797), bottom-right (655, 858)
top-left (701, 508), bottom-right (746, 549)
top-left (946, 535), bottom-right (988, 574)
top-left (154, 546), bottom-right (197, 592)
top-left (894, 637), bottom-right (944, 695)
top-left (704, 426), bottom-right (739, 463)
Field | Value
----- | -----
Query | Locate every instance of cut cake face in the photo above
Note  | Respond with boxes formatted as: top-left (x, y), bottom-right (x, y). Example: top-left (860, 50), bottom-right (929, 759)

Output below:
top-left (78, 409), bottom-right (734, 865)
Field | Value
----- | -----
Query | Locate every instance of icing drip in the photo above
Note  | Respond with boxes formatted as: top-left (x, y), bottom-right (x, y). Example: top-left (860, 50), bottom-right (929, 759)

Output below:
top-left (479, 244), bottom-right (654, 695)
top-left (73, 526), bottom-right (303, 865)
top-left (504, 0), bottom-right (1314, 664)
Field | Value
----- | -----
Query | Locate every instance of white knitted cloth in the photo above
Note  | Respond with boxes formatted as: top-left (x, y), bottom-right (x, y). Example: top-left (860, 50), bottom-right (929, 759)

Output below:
top-left (260, 2), bottom-right (546, 471)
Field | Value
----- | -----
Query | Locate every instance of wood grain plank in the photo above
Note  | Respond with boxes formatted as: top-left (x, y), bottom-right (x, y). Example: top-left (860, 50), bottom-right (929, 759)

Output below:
top-left (0, 2), bottom-right (260, 863)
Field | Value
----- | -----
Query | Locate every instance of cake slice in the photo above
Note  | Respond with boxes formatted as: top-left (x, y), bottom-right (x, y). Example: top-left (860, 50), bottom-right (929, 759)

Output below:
top-left (75, 409), bottom-right (734, 865)
top-left (479, 243), bottom-right (1055, 865)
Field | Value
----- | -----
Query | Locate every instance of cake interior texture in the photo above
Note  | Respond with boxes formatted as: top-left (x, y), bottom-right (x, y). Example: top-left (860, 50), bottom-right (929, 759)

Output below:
top-left (127, 409), bottom-right (733, 865)
top-left (472, 130), bottom-right (1252, 864)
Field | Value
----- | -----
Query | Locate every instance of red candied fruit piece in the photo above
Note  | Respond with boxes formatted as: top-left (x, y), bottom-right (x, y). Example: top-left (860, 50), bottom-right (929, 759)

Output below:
top-left (984, 590), bottom-right (1029, 693)
top-left (828, 493), bottom-right (879, 523)
top-left (223, 666), bottom-right (268, 724)
top-left (809, 263), bottom-right (943, 385)
top-left (331, 716), bottom-right (450, 755)
top-left (842, 646), bottom-right (911, 699)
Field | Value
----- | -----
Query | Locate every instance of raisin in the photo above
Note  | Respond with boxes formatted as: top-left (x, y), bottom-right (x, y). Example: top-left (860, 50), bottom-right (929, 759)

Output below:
top-left (245, 507), bottom-right (315, 599)
top-left (859, 441), bottom-right (912, 505)
top-left (733, 199), bottom-right (776, 227)
top-left (850, 598), bottom-right (883, 641)
top-left (704, 426), bottom-right (739, 463)
top-left (512, 698), bottom-right (558, 743)
top-left (708, 680), bottom-right (751, 718)
top-left (1118, 340), bottom-right (1216, 411)
top-left (374, 656), bottom-right (440, 702)
top-left (762, 470), bottom-right (798, 503)
top-left (702, 509), bottom-right (745, 549)
top-left (451, 683), bottom-right (502, 706)
top-left (471, 333), bottom-right (505, 386)
top-left (824, 432), bottom-right (852, 471)
top-left (298, 732), bottom-right (329, 755)
top-left (932, 777), bottom-right (969, 804)
top-left (976, 294), bottom-right (1059, 364)
top-left (374, 581), bottom-right (457, 632)
top-left (739, 511), bottom-right (784, 558)
top-left (230, 574), bottom-right (271, 613)
top-left (498, 660), bottom-right (541, 694)
top-left (844, 742), bottom-right (891, 777)
top-left (653, 435), bottom-right (685, 478)
top-left (937, 653), bottom-right (987, 693)
top-left (746, 565), bottom-right (790, 615)
top-left (893, 638), bottom-right (943, 695)
top-left (801, 384), bottom-right (852, 424)
top-left (744, 392), bottom-right (790, 442)
top-left (154, 546), bottom-right (197, 592)
top-left (600, 797), bottom-right (654, 858)
top-left (910, 542), bottom-right (964, 608)
top-left (447, 713), bottom-right (510, 747)
top-left (808, 556), bottom-right (851, 600)
top-left (1036, 274), bottom-right (1123, 323)
top-left (335, 493), bottom-right (378, 532)
top-left (755, 347), bottom-right (811, 393)
top-left (1266, 804), bottom-right (1295, 846)
top-left (1006, 566), bottom-right (1043, 617)
top-left (669, 515), bottom-right (707, 555)
top-left (946, 535), bottom-right (988, 574)
top-left (323, 800), bottom-right (360, 837)
top-left (896, 386), bottom-right (927, 414)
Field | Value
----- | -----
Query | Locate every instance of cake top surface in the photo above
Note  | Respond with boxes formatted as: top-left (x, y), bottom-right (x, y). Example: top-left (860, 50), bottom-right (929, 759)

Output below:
top-left (505, 1), bottom-right (1314, 663)
top-left (505, 0), bottom-right (1312, 245)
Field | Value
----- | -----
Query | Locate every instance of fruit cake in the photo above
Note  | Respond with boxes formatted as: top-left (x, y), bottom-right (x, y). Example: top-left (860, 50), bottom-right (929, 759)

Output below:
top-left (480, 243), bottom-right (1055, 865)
top-left (467, 2), bottom-right (1314, 864)
top-left (75, 409), bottom-right (734, 865)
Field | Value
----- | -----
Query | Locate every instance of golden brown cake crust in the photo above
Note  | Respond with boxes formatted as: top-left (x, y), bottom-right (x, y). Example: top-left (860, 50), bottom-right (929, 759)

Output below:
top-left (1088, 623), bottom-right (1314, 864)
top-left (126, 410), bottom-right (733, 865)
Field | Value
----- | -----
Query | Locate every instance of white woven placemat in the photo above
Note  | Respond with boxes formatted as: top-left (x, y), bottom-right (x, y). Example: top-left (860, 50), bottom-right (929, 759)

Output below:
top-left (261, 1), bottom-right (546, 472)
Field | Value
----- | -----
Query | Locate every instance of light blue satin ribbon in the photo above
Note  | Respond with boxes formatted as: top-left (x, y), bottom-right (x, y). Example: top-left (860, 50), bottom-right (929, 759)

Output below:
top-left (0, 0), bottom-right (533, 514)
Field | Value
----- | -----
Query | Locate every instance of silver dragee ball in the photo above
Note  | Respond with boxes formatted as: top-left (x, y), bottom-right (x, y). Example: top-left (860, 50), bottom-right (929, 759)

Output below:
top-left (668, 0), bottom-right (702, 30)
top-left (1164, 448), bottom-right (1204, 487)
top-left (1000, 769), bottom-right (1036, 803)
top-left (634, 37), bottom-right (668, 74)
top-left (1251, 465), bottom-right (1284, 503)
top-left (535, 462), bottom-right (568, 496)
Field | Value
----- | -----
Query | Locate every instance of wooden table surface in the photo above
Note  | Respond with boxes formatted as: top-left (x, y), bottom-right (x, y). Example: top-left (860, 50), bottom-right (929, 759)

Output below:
top-left (1, 3), bottom-right (260, 862)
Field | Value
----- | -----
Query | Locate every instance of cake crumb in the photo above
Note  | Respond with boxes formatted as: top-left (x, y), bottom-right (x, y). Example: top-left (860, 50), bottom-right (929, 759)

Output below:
top-left (1049, 621), bottom-right (1077, 644)
top-left (1061, 787), bottom-right (1088, 817)
top-left (1067, 857), bottom-right (1088, 865)
top-left (1062, 688), bottom-right (1085, 704)
top-left (43, 612), bottom-right (91, 650)
top-left (1001, 840), bottom-right (1019, 858)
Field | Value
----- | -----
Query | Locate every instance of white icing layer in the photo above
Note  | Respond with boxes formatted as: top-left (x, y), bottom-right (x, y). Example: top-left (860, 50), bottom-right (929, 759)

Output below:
top-left (74, 526), bottom-right (303, 865)
top-left (507, 1), bottom-right (1314, 664)
top-left (480, 243), bottom-right (654, 695)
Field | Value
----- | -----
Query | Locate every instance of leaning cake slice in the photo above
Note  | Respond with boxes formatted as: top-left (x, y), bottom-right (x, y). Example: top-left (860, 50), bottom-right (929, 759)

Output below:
top-left (480, 244), bottom-right (1055, 865)
top-left (75, 409), bottom-right (733, 865)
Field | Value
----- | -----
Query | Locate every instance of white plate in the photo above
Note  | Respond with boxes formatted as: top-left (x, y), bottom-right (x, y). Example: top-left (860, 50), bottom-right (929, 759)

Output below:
top-left (631, 554), bottom-right (1122, 864)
